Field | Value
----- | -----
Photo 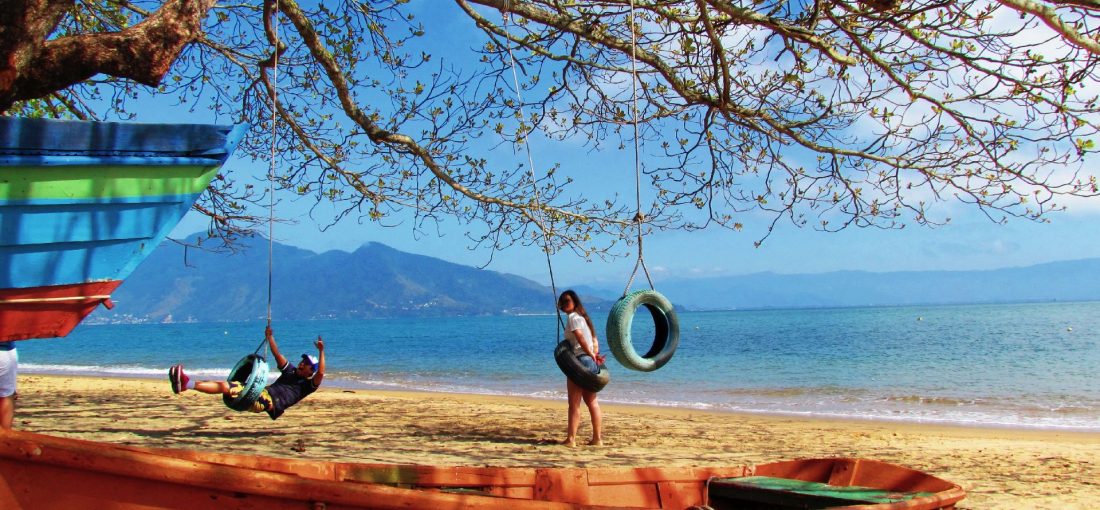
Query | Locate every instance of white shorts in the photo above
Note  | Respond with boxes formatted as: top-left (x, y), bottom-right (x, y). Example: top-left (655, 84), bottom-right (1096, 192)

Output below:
top-left (0, 348), bottom-right (17, 397)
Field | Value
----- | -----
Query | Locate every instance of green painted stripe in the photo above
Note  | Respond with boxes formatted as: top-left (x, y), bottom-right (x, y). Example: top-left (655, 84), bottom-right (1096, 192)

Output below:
top-left (718, 477), bottom-right (933, 503)
top-left (0, 165), bottom-right (220, 201)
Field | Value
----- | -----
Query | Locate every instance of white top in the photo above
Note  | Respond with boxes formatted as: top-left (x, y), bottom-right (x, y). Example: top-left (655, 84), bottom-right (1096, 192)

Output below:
top-left (0, 347), bottom-right (16, 398)
top-left (565, 312), bottom-right (595, 356)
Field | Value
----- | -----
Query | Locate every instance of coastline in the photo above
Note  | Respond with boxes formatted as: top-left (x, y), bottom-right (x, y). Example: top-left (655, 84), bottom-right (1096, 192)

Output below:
top-left (13, 373), bottom-right (1100, 509)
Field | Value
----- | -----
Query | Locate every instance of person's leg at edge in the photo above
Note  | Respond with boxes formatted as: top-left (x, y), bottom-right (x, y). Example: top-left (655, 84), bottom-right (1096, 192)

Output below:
top-left (582, 390), bottom-right (602, 446)
top-left (0, 395), bottom-right (13, 430)
top-left (563, 378), bottom-right (582, 447)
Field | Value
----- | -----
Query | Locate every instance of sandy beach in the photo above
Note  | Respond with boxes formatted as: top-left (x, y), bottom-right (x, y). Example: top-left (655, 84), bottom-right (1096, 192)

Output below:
top-left (9, 374), bottom-right (1100, 508)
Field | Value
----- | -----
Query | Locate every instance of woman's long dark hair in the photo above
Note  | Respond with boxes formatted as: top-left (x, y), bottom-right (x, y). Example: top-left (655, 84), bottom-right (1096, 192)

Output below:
top-left (558, 289), bottom-right (596, 340)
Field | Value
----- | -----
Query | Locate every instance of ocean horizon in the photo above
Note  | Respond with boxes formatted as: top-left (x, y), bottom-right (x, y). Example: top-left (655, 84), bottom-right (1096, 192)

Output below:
top-left (16, 301), bottom-right (1100, 431)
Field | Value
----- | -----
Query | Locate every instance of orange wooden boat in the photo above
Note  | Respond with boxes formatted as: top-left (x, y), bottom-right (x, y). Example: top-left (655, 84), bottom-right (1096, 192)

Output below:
top-left (0, 429), bottom-right (964, 509)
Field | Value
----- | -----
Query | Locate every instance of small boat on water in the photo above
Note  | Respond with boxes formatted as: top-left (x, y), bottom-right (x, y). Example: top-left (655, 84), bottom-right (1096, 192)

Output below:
top-left (0, 429), bottom-right (965, 509)
top-left (0, 116), bottom-right (246, 341)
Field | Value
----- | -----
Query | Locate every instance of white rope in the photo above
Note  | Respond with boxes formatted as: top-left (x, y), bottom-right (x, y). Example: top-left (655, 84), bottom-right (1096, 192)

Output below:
top-left (258, 0), bottom-right (280, 359)
top-left (501, 7), bottom-right (565, 339)
top-left (623, 0), bottom-right (655, 296)
top-left (267, 0), bottom-right (279, 329)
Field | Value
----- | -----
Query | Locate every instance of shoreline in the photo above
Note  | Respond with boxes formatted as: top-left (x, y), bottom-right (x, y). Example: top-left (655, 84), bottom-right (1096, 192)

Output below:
top-left (11, 373), bottom-right (1100, 509)
top-left (20, 367), bottom-right (1100, 433)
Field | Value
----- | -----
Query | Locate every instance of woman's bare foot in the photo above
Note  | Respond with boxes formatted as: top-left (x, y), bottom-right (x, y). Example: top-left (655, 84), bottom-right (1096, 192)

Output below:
top-left (587, 439), bottom-right (603, 446)
top-left (560, 438), bottom-right (576, 447)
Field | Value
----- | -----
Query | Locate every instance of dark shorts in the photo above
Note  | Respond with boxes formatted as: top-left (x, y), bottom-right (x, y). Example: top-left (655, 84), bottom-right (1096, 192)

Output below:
top-left (228, 381), bottom-right (273, 413)
top-left (578, 355), bottom-right (600, 374)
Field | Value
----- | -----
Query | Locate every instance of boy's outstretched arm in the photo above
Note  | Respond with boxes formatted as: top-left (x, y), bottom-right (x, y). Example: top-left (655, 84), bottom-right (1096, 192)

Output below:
top-left (267, 325), bottom-right (288, 368)
top-left (313, 336), bottom-right (325, 386)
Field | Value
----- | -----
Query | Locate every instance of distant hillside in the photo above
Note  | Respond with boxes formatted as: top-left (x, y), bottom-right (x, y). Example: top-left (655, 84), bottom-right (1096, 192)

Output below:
top-left (98, 235), bottom-right (557, 323)
top-left (94, 236), bottom-right (1100, 323)
top-left (654, 259), bottom-right (1100, 310)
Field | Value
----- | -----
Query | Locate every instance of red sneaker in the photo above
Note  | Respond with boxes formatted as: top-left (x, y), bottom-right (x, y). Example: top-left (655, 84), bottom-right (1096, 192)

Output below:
top-left (169, 364), bottom-right (189, 394)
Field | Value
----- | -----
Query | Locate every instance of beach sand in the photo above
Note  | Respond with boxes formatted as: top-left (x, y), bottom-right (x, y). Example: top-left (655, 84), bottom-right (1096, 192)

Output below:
top-left (10, 374), bottom-right (1100, 509)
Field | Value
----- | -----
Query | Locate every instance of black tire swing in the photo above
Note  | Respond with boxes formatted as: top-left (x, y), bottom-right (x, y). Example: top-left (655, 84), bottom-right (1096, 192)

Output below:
top-left (554, 340), bottom-right (610, 393)
top-left (605, 1), bottom-right (680, 373)
top-left (499, 13), bottom-right (609, 393)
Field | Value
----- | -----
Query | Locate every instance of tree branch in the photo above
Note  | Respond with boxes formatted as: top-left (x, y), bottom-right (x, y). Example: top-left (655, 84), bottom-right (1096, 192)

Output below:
top-left (0, 0), bottom-right (217, 112)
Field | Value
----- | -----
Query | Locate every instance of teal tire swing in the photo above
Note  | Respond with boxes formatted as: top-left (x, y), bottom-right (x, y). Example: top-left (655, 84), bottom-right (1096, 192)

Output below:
top-left (607, 289), bottom-right (680, 372)
top-left (223, 352), bottom-right (269, 411)
top-left (602, 0), bottom-right (679, 374)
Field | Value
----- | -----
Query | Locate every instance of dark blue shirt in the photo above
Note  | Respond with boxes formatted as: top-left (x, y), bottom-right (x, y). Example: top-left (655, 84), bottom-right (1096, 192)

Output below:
top-left (264, 360), bottom-right (318, 420)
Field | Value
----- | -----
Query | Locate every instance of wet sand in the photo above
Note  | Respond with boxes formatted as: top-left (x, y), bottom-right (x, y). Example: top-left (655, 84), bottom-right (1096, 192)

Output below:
top-left (11, 374), bottom-right (1100, 509)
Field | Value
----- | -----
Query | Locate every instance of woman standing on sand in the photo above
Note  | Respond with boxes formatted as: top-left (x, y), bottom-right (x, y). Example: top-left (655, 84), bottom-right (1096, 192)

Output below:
top-left (557, 290), bottom-right (603, 447)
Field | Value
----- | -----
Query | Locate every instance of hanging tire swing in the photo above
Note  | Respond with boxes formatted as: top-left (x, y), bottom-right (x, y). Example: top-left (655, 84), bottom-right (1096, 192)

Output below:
top-left (222, 353), bottom-right (270, 412)
top-left (607, 289), bottom-right (680, 372)
top-left (554, 340), bottom-right (610, 393)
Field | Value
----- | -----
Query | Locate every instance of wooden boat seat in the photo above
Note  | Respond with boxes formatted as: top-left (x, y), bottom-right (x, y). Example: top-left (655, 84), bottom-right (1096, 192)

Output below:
top-left (708, 476), bottom-right (934, 509)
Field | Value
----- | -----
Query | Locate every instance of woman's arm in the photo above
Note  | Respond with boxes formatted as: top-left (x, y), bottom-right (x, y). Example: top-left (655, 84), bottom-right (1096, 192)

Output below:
top-left (573, 327), bottom-right (597, 359)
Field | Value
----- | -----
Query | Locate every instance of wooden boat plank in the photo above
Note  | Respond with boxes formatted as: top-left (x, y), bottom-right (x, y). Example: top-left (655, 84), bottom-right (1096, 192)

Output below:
top-left (0, 431), bottom-right (965, 510)
top-left (535, 468), bottom-right (590, 504)
top-left (585, 466), bottom-right (748, 484)
top-left (754, 458), bottom-right (958, 493)
top-left (656, 481), bottom-right (712, 510)
top-left (338, 463), bottom-right (541, 486)
top-left (0, 432), bottom-right (624, 510)
top-left (0, 281), bottom-right (121, 341)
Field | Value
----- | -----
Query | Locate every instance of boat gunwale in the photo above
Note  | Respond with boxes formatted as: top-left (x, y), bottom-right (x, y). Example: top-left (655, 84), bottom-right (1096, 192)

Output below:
top-left (0, 429), bottom-right (965, 510)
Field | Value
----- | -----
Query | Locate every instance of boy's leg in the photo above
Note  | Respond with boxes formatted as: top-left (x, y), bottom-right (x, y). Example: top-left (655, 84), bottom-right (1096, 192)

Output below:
top-left (169, 364), bottom-right (229, 395)
top-left (193, 380), bottom-right (230, 395)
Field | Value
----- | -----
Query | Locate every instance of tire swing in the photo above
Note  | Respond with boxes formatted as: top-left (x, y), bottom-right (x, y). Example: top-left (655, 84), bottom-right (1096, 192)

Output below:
top-left (499, 11), bottom-right (609, 394)
top-left (223, 353), bottom-right (270, 411)
top-left (554, 340), bottom-right (610, 393)
top-left (605, 0), bottom-right (680, 373)
top-left (607, 289), bottom-right (679, 372)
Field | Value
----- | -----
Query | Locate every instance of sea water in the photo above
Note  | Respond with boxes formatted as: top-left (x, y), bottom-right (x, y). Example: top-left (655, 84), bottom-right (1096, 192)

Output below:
top-left (16, 301), bottom-right (1100, 431)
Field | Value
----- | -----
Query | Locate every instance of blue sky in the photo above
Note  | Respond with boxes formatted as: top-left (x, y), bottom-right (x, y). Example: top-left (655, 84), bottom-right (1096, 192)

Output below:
top-left (162, 2), bottom-right (1100, 288)
top-left (170, 146), bottom-right (1100, 288)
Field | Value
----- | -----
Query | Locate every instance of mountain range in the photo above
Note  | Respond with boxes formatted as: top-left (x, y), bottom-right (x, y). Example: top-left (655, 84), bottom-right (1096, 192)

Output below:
top-left (95, 235), bottom-right (1100, 323)
top-left (99, 235), bottom-right (554, 323)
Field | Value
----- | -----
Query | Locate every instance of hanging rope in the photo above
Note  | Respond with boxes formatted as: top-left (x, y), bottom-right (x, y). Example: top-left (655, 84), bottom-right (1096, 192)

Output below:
top-left (501, 7), bottom-right (564, 340)
top-left (224, 0), bottom-right (283, 413)
top-left (605, 1), bottom-right (680, 373)
top-left (622, 0), bottom-right (655, 297)
top-left (266, 0), bottom-right (279, 333)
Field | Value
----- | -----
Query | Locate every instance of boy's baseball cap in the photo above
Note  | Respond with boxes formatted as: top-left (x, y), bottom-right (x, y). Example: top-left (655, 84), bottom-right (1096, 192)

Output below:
top-left (301, 354), bottom-right (319, 372)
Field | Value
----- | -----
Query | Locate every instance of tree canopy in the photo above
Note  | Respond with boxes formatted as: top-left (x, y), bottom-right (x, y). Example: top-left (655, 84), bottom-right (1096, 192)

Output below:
top-left (3, 0), bottom-right (1099, 257)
